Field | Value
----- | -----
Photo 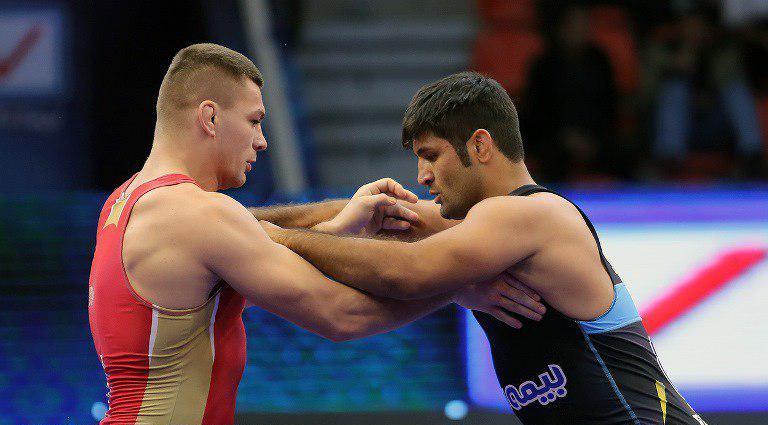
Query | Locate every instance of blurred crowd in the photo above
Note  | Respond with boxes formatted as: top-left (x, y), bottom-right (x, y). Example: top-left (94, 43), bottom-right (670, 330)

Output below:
top-left (471, 0), bottom-right (768, 183)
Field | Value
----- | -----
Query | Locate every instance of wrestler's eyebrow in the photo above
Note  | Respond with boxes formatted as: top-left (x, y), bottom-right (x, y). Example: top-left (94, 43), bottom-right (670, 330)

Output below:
top-left (252, 109), bottom-right (265, 120)
top-left (415, 147), bottom-right (431, 157)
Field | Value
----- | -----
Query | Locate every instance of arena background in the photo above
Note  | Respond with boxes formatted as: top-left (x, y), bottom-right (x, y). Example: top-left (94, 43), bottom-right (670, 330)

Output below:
top-left (1, 0), bottom-right (767, 424)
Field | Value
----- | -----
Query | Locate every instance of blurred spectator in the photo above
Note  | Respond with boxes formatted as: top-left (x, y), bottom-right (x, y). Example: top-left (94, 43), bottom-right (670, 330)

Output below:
top-left (471, 0), bottom-right (544, 100)
top-left (524, 5), bottom-right (622, 182)
top-left (643, 6), bottom-right (765, 179)
top-left (741, 19), bottom-right (768, 170)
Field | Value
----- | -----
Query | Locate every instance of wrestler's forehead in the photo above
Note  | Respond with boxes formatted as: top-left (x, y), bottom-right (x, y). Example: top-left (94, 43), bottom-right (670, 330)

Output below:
top-left (413, 133), bottom-right (450, 153)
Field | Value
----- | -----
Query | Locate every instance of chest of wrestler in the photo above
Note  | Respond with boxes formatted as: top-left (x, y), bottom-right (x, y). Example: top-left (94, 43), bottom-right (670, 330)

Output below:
top-left (473, 310), bottom-right (641, 424)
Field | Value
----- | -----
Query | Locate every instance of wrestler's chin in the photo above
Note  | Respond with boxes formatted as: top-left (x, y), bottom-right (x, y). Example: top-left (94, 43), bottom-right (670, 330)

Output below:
top-left (233, 174), bottom-right (247, 189)
top-left (219, 173), bottom-right (247, 191)
top-left (439, 204), bottom-right (470, 220)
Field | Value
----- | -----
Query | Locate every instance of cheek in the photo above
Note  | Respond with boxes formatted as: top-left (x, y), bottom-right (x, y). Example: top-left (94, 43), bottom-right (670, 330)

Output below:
top-left (431, 162), bottom-right (446, 183)
top-left (235, 126), bottom-right (252, 150)
top-left (436, 162), bottom-right (456, 188)
top-left (447, 167), bottom-right (473, 196)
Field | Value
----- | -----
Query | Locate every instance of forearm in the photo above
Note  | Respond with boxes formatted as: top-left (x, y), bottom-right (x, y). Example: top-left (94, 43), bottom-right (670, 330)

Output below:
top-left (274, 227), bottom-right (426, 299)
top-left (248, 250), bottom-right (453, 342)
top-left (332, 291), bottom-right (454, 341)
top-left (248, 199), bottom-right (347, 228)
top-left (378, 200), bottom-right (459, 241)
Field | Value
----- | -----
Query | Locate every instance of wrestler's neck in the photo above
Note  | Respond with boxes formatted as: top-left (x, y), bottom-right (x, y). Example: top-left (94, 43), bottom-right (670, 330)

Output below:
top-left (477, 160), bottom-right (536, 200)
top-left (132, 129), bottom-right (222, 193)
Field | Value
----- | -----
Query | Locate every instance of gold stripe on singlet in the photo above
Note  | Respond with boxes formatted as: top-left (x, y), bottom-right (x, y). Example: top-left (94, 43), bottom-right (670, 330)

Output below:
top-left (135, 294), bottom-right (220, 424)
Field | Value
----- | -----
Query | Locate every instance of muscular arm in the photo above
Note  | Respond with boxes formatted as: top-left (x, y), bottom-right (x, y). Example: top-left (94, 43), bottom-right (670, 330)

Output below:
top-left (200, 193), bottom-right (453, 342)
top-left (265, 197), bottom-right (546, 300)
top-left (248, 199), bottom-right (347, 228)
top-left (249, 178), bottom-right (455, 240)
top-left (250, 197), bottom-right (456, 242)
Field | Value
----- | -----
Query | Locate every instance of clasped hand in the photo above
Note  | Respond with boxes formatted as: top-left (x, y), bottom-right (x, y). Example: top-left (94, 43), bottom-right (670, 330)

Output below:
top-left (325, 178), bottom-right (421, 236)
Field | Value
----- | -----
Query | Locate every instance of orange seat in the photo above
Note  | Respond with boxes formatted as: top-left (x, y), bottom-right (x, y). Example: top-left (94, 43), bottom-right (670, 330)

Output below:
top-left (589, 5), bottom-right (629, 30)
top-left (755, 95), bottom-right (768, 152)
top-left (678, 152), bottom-right (734, 181)
top-left (471, 29), bottom-right (545, 98)
top-left (477, 0), bottom-right (538, 28)
top-left (589, 6), bottom-right (640, 94)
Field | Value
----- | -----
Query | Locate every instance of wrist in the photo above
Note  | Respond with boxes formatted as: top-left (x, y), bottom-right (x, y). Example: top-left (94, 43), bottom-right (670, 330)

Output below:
top-left (260, 220), bottom-right (288, 243)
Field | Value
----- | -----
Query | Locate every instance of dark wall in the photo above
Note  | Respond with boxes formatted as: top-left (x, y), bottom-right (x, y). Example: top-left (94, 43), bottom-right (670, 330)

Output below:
top-left (82, 0), bottom-right (209, 190)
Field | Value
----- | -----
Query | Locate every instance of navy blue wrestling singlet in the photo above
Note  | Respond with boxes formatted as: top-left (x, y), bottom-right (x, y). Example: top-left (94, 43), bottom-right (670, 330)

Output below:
top-left (472, 184), bottom-right (706, 425)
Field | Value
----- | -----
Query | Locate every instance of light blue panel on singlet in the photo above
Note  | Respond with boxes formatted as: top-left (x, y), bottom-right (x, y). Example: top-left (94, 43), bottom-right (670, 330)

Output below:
top-left (577, 283), bottom-right (642, 334)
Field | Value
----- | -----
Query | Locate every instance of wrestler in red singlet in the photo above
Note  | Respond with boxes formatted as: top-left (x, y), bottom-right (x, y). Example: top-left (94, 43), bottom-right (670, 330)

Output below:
top-left (88, 174), bottom-right (246, 425)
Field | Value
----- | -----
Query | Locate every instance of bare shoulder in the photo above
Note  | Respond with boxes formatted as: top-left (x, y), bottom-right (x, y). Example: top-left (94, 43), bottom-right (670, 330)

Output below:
top-left (466, 195), bottom-right (551, 223)
top-left (131, 183), bottom-right (260, 240)
top-left (186, 189), bottom-right (255, 224)
top-left (527, 192), bottom-right (594, 238)
top-left (465, 194), bottom-right (584, 236)
top-left (131, 183), bottom-right (212, 223)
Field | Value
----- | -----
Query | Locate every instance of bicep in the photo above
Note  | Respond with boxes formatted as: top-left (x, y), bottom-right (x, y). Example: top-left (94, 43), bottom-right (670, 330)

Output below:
top-left (408, 201), bottom-right (540, 290)
top-left (201, 201), bottom-right (347, 332)
top-left (222, 241), bottom-right (333, 313)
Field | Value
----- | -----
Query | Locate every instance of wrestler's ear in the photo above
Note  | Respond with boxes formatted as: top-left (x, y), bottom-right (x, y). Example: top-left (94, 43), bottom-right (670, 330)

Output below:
top-left (198, 100), bottom-right (217, 137)
top-left (468, 129), bottom-right (493, 164)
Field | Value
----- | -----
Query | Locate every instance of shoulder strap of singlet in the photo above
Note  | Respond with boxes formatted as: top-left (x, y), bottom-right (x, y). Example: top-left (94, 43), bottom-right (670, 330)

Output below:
top-left (510, 184), bottom-right (622, 285)
top-left (132, 174), bottom-right (224, 300)
top-left (126, 173), bottom-right (198, 200)
top-left (114, 173), bottom-right (225, 311)
top-left (111, 174), bottom-right (197, 230)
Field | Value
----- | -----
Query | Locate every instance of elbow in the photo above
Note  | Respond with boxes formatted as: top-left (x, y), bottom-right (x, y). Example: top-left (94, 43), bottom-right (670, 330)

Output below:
top-left (323, 318), bottom-right (367, 343)
top-left (320, 297), bottom-right (376, 342)
top-left (327, 333), bottom-right (350, 343)
top-left (325, 328), bottom-right (356, 343)
top-left (310, 321), bottom-right (353, 342)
